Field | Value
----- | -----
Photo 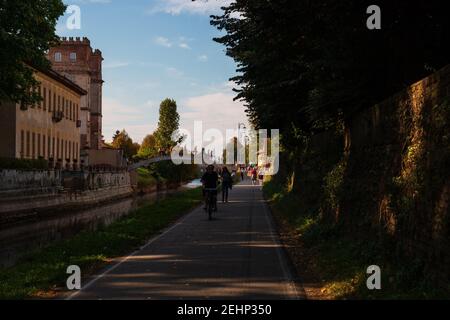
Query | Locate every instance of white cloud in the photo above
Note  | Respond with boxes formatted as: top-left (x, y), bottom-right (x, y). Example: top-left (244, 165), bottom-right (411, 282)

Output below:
top-left (149, 0), bottom-right (233, 16)
top-left (179, 43), bottom-right (191, 50)
top-left (154, 36), bottom-right (173, 48)
top-left (179, 92), bottom-right (247, 152)
top-left (198, 54), bottom-right (208, 62)
top-left (102, 98), bottom-right (156, 143)
top-left (182, 92), bottom-right (246, 126)
top-left (154, 37), bottom-right (193, 50)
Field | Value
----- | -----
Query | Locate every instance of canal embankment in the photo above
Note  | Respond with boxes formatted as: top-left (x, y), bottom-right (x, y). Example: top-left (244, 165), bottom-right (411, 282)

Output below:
top-left (0, 186), bottom-right (203, 299)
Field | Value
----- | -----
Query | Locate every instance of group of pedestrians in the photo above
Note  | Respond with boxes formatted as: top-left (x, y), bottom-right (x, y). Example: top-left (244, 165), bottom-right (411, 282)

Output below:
top-left (200, 165), bottom-right (234, 213)
top-left (238, 166), bottom-right (261, 185)
top-left (200, 164), bottom-right (263, 215)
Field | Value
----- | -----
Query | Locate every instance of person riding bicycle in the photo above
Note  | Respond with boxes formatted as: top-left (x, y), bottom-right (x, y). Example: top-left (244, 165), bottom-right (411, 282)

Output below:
top-left (251, 167), bottom-right (258, 185)
top-left (201, 165), bottom-right (219, 211)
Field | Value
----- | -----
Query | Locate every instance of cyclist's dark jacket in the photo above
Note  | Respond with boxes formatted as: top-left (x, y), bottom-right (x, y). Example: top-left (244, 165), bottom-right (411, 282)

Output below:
top-left (201, 172), bottom-right (219, 188)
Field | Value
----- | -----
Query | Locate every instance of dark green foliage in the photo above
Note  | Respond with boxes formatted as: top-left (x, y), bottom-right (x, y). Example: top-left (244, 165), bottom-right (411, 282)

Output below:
top-left (154, 98), bottom-right (180, 152)
top-left (0, 0), bottom-right (66, 106)
top-left (211, 0), bottom-right (450, 148)
top-left (150, 161), bottom-right (199, 185)
top-left (111, 129), bottom-right (139, 159)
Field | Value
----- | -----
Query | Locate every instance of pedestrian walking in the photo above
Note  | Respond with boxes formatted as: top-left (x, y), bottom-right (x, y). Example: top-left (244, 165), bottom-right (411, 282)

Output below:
top-left (221, 167), bottom-right (233, 202)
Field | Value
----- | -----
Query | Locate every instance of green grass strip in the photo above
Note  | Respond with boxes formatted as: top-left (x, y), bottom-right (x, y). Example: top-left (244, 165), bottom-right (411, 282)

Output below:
top-left (0, 187), bottom-right (202, 299)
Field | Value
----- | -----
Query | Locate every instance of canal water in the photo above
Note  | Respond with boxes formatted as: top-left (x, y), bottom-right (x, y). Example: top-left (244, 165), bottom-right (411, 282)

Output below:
top-left (0, 179), bottom-right (202, 268)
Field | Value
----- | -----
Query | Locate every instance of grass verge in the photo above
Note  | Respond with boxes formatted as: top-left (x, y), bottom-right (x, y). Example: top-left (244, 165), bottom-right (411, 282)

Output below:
top-left (0, 187), bottom-right (202, 299)
top-left (136, 167), bottom-right (158, 189)
top-left (263, 178), bottom-right (449, 299)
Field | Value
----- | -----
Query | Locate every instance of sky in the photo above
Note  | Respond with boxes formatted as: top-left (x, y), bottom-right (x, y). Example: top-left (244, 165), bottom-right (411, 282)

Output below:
top-left (56, 0), bottom-right (248, 155)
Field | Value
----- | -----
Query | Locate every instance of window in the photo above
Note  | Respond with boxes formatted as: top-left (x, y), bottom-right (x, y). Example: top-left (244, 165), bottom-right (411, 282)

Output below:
top-left (26, 131), bottom-right (30, 158)
top-left (38, 86), bottom-right (41, 108)
top-left (20, 131), bottom-right (24, 159)
top-left (52, 137), bottom-right (55, 158)
top-left (37, 134), bottom-right (41, 157)
top-left (56, 138), bottom-right (60, 159)
top-left (43, 135), bottom-right (46, 159)
top-left (55, 52), bottom-right (62, 62)
top-left (70, 52), bottom-right (77, 61)
top-left (32, 132), bottom-right (35, 159)
top-left (48, 89), bottom-right (52, 112)
top-left (43, 87), bottom-right (47, 110)
top-left (48, 136), bottom-right (51, 158)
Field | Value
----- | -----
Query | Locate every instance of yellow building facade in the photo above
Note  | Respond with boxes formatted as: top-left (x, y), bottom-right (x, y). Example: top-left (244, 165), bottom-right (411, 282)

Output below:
top-left (0, 67), bottom-right (87, 168)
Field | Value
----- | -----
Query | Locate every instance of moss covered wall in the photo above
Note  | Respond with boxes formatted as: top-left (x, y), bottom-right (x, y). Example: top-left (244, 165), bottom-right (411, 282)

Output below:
top-left (284, 65), bottom-right (450, 283)
top-left (339, 65), bottom-right (450, 279)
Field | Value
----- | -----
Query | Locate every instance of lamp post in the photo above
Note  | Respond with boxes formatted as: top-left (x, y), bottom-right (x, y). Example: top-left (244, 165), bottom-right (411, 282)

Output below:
top-left (237, 123), bottom-right (247, 166)
top-left (238, 123), bottom-right (246, 139)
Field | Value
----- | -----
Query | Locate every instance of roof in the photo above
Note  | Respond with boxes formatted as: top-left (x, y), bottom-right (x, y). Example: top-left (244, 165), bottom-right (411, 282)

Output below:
top-left (29, 64), bottom-right (87, 96)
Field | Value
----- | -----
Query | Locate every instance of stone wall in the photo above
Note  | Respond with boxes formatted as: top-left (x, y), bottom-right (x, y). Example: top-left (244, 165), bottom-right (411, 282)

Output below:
top-left (0, 169), bottom-right (133, 222)
top-left (337, 65), bottom-right (450, 277)
top-left (294, 65), bottom-right (450, 282)
top-left (0, 169), bottom-right (62, 194)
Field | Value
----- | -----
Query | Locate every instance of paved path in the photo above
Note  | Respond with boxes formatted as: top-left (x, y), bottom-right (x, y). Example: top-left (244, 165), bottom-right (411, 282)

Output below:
top-left (68, 180), bottom-right (304, 300)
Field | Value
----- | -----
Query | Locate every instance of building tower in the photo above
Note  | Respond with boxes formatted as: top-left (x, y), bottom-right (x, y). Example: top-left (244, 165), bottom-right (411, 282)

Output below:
top-left (47, 37), bottom-right (104, 159)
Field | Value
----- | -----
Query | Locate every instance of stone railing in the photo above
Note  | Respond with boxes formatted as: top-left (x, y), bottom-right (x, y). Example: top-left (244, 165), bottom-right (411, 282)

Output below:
top-left (0, 169), bottom-right (131, 197)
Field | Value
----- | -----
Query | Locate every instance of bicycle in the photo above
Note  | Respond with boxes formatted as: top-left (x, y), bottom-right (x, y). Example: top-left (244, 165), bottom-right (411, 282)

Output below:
top-left (204, 187), bottom-right (217, 220)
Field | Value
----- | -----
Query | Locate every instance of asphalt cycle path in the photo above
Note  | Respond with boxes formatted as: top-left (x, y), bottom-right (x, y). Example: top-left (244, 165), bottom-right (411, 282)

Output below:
top-left (68, 180), bottom-right (304, 300)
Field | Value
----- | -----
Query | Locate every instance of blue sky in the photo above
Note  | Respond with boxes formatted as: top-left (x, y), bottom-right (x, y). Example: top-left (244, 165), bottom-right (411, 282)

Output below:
top-left (56, 0), bottom-right (247, 148)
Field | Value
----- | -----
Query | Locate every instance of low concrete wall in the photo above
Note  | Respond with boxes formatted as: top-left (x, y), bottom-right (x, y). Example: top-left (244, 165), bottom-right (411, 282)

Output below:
top-left (0, 169), bottom-right (62, 193)
top-left (0, 169), bottom-right (133, 223)
top-left (0, 185), bottom-right (133, 221)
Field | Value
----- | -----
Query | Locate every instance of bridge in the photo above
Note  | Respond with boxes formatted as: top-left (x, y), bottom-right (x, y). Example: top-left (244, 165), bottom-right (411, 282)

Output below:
top-left (127, 155), bottom-right (194, 171)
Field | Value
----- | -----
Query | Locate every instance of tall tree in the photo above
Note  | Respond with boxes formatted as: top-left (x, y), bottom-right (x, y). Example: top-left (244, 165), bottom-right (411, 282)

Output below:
top-left (211, 0), bottom-right (450, 148)
top-left (0, 0), bottom-right (66, 106)
top-left (138, 134), bottom-right (157, 158)
top-left (154, 98), bottom-right (180, 153)
top-left (111, 130), bottom-right (139, 159)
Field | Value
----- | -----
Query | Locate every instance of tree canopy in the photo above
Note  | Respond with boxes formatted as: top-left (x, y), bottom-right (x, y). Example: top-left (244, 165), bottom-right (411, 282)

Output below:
top-left (111, 130), bottom-right (139, 160)
top-left (138, 134), bottom-right (157, 158)
top-left (210, 0), bottom-right (450, 148)
top-left (154, 98), bottom-right (180, 152)
top-left (0, 0), bottom-right (66, 106)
